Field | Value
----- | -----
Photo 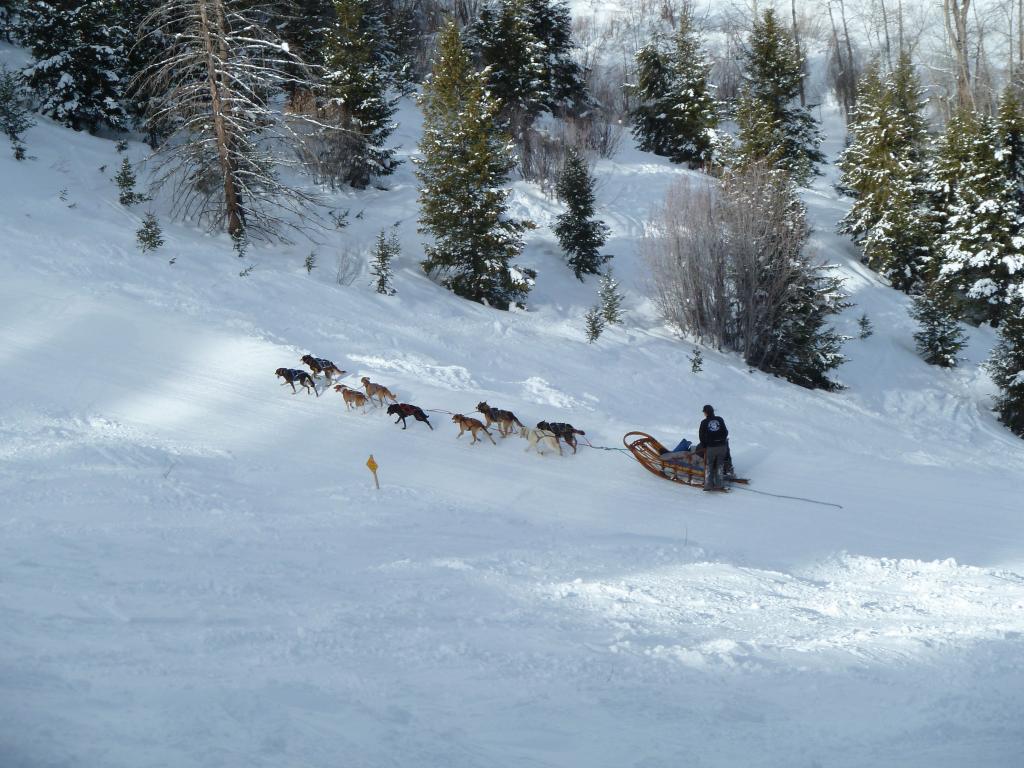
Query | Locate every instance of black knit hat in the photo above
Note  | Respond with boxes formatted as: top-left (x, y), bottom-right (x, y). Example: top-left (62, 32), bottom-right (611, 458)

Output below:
top-left (703, 404), bottom-right (714, 416)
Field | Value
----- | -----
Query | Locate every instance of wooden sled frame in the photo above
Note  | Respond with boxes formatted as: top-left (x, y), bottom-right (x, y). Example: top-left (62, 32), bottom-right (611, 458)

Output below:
top-left (623, 431), bottom-right (749, 487)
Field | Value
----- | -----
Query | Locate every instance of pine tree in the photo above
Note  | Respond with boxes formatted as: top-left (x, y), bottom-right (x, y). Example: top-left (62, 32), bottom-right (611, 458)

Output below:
top-left (554, 147), bottom-right (609, 279)
top-left (741, 9), bottom-right (823, 183)
top-left (317, 0), bottom-right (399, 189)
top-left (931, 108), bottom-right (1024, 324)
top-left (837, 57), bottom-right (931, 292)
top-left (467, 0), bottom-right (547, 141)
top-left (857, 313), bottom-right (873, 339)
top-left (521, 0), bottom-right (586, 115)
top-left (415, 21), bottom-right (532, 309)
top-left (22, 0), bottom-right (130, 132)
top-left (584, 306), bottom-right (604, 342)
top-left (1, 0), bottom-right (24, 41)
top-left (986, 299), bottom-right (1024, 436)
top-left (689, 346), bottom-right (703, 373)
top-left (277, 0), bottom-right (336, 68)
top-left (630, 8), bottom-right (718, 167)
top-left (733, 90), bottom-right (787, 171)
top-left (998, 85), bottom-right (1024, 221)
top-left (910, 282), bottom-right (967, 367)
top-left (115, 158), bottom-right (141, 205)
top-left (598, 269), bottom-right (624, 325)
top-left (370, 228), bottom-right (398, 295)
top-left (0, 64), bottom-right (33, 159)
top-left (136, 212), bottom-right (164, 252)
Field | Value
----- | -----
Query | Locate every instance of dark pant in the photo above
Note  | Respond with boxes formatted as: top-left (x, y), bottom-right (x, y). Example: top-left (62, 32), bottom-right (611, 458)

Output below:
top-left (704, 445), bottom-right (728, 489)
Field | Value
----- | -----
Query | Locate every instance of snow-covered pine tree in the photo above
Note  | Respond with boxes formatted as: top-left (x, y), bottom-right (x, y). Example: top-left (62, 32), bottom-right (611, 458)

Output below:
top-left (931, 108), bottom-right (1024, 325)
top-left (1, 0), bottom-right (24, 41)
top-left (317, 0), bottom-right (398, 189)
top-left (467, 0), bottom-right (547, 141)
top-left (986, 299), bottom-right (1024, 436)
top-left (733, 89), bottom-right (787, 171)
top-left (370, 228), bottom-right (398, 295)
top-left (630, 44), bottom-right (673, 157)
top-left (115, 157), bottom-right (142, 205)
top-left (415, 21), bottom-right (532, 310)
top-left (741, 8), bottom-right (823, 183)
top-left (998, 85), bottom-right (1024, 220)
top-left (837, 56), bottom-right (931, 292)
top-left (134, 0), bottom-right (321, 239)
top-left (910, 282), bottom-right (967, 367)
top-left (0, 64), bottom-right (33, 159)
top-left (22, 0), bottom-right (130, 132)
top-left (598, 268), bottom-right (624, 325)
top-left (629, 6), bottom-right (717, 168)
top-left (276, 0), bottom-right (336, 68)
top-left (521, 0), bottom-right (586, 116)
top-left (554, 147), bottom-right (609, 279)
top-left (136, 212), bottom-right (164, 251)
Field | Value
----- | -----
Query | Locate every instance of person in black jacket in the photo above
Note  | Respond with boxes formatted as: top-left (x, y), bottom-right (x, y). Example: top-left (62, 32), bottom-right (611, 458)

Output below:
top-left (697, 404), bottom-right (729, 490)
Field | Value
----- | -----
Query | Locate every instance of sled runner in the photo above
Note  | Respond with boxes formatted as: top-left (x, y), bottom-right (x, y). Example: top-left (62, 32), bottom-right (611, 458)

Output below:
top-left (623, 432), bottom-right (749, 487)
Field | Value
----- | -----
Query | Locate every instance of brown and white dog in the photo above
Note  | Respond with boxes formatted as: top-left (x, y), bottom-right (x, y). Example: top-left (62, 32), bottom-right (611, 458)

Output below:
top-left (387, 403), bottom-right (433, 430)
top-left (451, 414), bottom-right (496, 445)
top-left (476, 401), bottom-right (525, 437)
top-left (301, 354), bottom-right (346, 382)
top-left (520, 426), bottom-right (561, 456)
top-left (361, 376), bottom-right (398, 407)
top-left (333, 384), bottom-right (369, 412)
top-left (537, 421), bottom-right (586, 454)
top-left (276, 367), bottom-right (318, 396)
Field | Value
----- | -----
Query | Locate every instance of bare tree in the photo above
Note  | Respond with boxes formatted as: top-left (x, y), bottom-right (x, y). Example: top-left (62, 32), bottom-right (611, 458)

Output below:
top-left (136, 0), bottom-right (327, 240)
top-left (944, 0), bottom-right (974, 108)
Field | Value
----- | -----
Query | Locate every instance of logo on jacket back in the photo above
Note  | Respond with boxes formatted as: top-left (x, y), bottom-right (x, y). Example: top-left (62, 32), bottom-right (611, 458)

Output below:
top-left (708, 419), bottom-right (721, 432)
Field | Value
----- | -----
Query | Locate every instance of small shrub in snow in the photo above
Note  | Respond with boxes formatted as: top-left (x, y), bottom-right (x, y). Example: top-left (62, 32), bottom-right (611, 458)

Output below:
top-left (305, 252), bottom-right (317, 274)
top-left (239, 264), bottom-right (255, 277)
top-left (137, 213), bottom-right (164, 252)
top-left (231, 229), bottom-right (248, 259)
top-left (0, 64), bottom-right (33, 160)
top-left (115, 158), bottom-right (145, 206)
top-left (585, 306), bottom-right (604, 343)
top-left (858, 313), bottom-right (874, 339)
top-left (598, 269), bottom-right (623, 325)
top-left (689, 347), bottom-right (704, 373)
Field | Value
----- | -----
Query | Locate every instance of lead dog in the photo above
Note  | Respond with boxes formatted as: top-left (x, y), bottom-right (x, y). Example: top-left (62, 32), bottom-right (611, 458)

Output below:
top-left (476, 401), bottom-right (525, 437)
top-left (334, 384), bottom-right (369, 412)
top-left (301, 355), bottom-right (346, 382)
top-left (387, 403), bottom-right (433, 430)
top-left (361, 376), bottom-right (398, 407)
top-left (537, 421), bottom-right (586, 454)
top-left (276, 367), bottom-right (319, 396)
top-left (519, 426), bottom-right (561, 456)
top-left (451, 414), bottom-right (496, 445)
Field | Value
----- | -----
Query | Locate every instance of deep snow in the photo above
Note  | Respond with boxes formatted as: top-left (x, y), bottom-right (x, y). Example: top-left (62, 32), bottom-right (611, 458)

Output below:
top-left (1, 42), bottom-right (1023, 768)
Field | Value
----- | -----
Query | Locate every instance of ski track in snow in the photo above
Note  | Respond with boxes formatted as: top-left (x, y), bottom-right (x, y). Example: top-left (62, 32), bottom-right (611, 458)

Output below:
top-left (2, 42), bottom-right (1024, 768)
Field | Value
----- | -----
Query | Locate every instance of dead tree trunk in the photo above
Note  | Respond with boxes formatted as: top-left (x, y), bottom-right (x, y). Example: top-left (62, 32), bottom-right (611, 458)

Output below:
top-left (944, 0), bottom-right (974, 110)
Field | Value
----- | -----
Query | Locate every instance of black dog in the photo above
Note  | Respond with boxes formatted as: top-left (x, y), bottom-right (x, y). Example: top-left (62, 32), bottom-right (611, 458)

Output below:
top-left (276, 367), bottom-right (319, 396)
top-left (537, 421), bottom-right (586, 454)
top-left (387, 403), bottom-right (433, 430)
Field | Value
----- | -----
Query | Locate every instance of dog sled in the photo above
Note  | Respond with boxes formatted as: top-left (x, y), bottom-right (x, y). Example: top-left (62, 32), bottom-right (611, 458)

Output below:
top-left (623, 432), bottom-right (749, 488)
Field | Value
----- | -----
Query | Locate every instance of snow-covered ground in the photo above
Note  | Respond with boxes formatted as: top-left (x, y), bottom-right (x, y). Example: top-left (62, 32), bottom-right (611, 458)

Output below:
top-left (2, 43), bottom-right (1023, 767)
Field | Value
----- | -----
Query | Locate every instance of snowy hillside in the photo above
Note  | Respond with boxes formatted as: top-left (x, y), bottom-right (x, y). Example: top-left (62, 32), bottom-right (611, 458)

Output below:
top-left (2, 40), bottom-right (1024, 768)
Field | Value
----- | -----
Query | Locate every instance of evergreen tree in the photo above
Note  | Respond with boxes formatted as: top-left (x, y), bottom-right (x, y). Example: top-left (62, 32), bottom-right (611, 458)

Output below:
top-left (857, 313), bottom-right (873, 339)
top-left (468, 0), bottom-right (547, 141)
top-left (986, 299), bottom-right (1024, 436)
top-left (1, 0), bottom-right (24, 41)
top-left (910, 282), bottom-right (967, 367)
top-left (554, 147), bottom-right (609, 279)
top-left (837, 57), bottom-right (932, 293)
top-left (598, 269), bottom-right (624, 325)
top-left (416, 22), bottom-right (532, 309)
top-left (688, 346), bottom-right (703, 373)
top-left (370, 227), bottom-right (398, 295)
top-left (136, 212), bottom-right (164, 251)
top-left (521, 0), bottom-right (586, 115)
top-left (733, 89), bottom-right (787, 171)
top-left (740, 9), bottom-right (823, 183)
top-left (277, 0), bottom-right (336, 68)
top-left (318, 0), bottom-right (399, 189)
top-left (998, 85), bottom-right (1024, 220)
top-left (931, 108), bottom-right (1024, 324)
top-left (0, 64), bottom-right (33, 159)
top-left (584, 306), bottom-right (604, 342)
top-left (22, 0), bottom-right (130, 132)
top-left (115, 157), bottom-right (141, 205)
top-left (630, 8), bottom-right (718, 167)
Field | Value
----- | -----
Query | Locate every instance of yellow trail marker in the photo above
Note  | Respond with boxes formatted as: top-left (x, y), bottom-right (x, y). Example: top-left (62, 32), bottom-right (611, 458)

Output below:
top-left (366, 454), bottom-right (380, 489)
